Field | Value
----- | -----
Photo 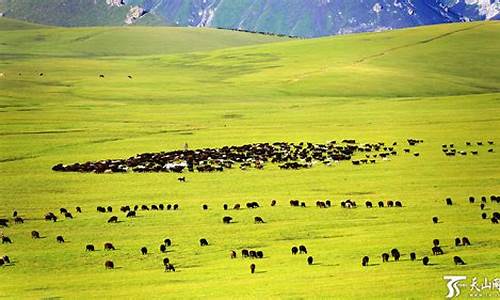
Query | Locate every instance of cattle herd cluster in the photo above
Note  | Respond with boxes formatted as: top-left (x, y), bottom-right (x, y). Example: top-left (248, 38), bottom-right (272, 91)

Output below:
top-left (51, 139), bottom-right (428, 174)
top-left (1, 192), bottom-right (497, 272)
top-left (441, 141), bottom-right (494, 156)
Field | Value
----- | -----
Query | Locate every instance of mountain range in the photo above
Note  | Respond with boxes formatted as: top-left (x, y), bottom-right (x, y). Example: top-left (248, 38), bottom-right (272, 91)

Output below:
top-left (0, 0), bottom-right (498, 37)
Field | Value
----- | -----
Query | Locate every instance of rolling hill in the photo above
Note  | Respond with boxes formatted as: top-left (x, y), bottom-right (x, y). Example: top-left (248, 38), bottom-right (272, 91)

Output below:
top-left (0, 19), bottom-right (499, 299)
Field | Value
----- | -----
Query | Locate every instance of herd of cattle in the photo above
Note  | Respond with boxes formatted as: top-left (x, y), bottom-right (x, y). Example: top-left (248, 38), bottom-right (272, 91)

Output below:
top-left (50, 139), bottom-right (495, 174)
top-left (1, 193), bottom-right (498, 272)
top-left (441, 141), bottom-right (494, 156)
top-left (50, 139), bottom-right (430, 174)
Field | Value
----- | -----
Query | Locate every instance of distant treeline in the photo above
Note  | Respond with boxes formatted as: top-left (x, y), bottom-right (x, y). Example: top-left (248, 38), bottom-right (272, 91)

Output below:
top-left (214, 26), bottom-right (302, 39)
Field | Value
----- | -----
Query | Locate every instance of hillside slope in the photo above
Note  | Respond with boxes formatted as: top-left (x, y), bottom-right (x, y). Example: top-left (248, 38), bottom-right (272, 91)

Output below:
top-left (1, 0), bottom-right (498, 37)
top-left (0, 18), bottom-right (288, 57)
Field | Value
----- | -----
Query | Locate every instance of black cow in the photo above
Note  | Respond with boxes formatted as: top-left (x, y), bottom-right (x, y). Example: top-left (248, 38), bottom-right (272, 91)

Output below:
top-left (233, 204), bottom-right (241, 210)
top-left (254, 216), bottom-right (265, 223)
top-left (65, 212), bottom-right (73, 219)
top-left (141, 205), bottom-right (149, 211)
top-left (433, 216), bottom-right (439, 224)
top-left (455, 238), bottom-right (461, 247)
top-left (391, 249), bottom-right (400, 261)
top-left (256, 251), bottom-right (264, 259)
top-left (378, 201), bottom-right (384, 208)
top-left (223, 204), bottom-right (228, 210)
top-left (104, 242), bottom-right (115, 250)
top-left (0, 259), bottom-right (4, 267)
top-left (362, 256), bottom-right (369, 266)
top-left (387, 201), bottom-right (394, 207)
top-left (432, 246), bottom-right (444, 255)
top-left (14, 217), bottom-right (24, 224)
top-left (141, 247), bottom-right (148, 255)
top-left (250, 263), bottom-right (256, 274)
top-left (178, 177), bottom-right (185, 182)
top-left (462, 237), bottom-right (471, 246)
top-left (151, 205), bottom-right (158, 210)
top-left (164, 238), bottom-right (172, 247)
top-left (325, 200), bottom-right (331, 207)
top-left (160, 244), bottom-right (166, 253)
top-left (291, 246), bottom-right (298, 255)
top-left (365, 201), bottom-right (372, 208)
top-left (223, 216), bottom-right (233, 224)
top-left (2, 256), bottom-right (10, 264)
top-left (271, 200), bottom-right (277, 206)
top-left (86, 244), bottom-right (95, 251)
top-left (105, 260), bottom-right (114, 269)
top-left (76, 207), bottom-right (82, 213)
top-left (56, 236), bottom-right (65, 243)
top-left (301, 202), bottom-right (306, 207)
top-left (242, 249), bottom-right (249, 258)
top-left (307, 256), bottom-right (314, 265)
top-left (202, 204), bottom-right (208, 210)
top-left (99, 74), bottom-right (105, 78)
top-left (469, 196), bottom-right (475, 203)
top-left (382, 253), bottom-right (389, 262)
top-left (410, 252), bottom-right (416, 261)
top-left (453, 256), bottom-right (466, 265)
top-left (230, 251), bottom-right (237, 259)
top-left (173, 204), bottom-right (179, 210)
top-left (433, 239), bottom-right (440, 246)
top-left (108, 216), bottom-right (118, 223)
top-left (200, 238), bottom-right (209, 246)
top-left (163, 258), bottom-right (170, 266)
top-left (97, 206), bottom-right (106, 213)
top-left (12, 211), bottom-right (17, 217)
top-left (481, 212), bottom-right (487, 219)
top-left (159, 204), bottom-right (164, 210)
top-left (1, 236), bottom-right (12, 244)
top-left (395, 201), bottom-right (402, 207)
top-left (165, 263), bottom-right (175, 272)
top-left (492, 217), bottom-right (498, 224)
top-left (422, 256), bottom-right (429, 265)
top-left (126, 211), bottom-right (136, 218)
top-left (31, 231), bottom-right (40, 239)
top-left (480, 203), bottom-right (485, 210)
top-left (60, 208), bottom-right (68, 214)
top-left (299, 245), bottom-right (307, 254)
top-left (249, 251), bottom-right (257, 258)
top-left (446, 198), bottom-right (453, 206)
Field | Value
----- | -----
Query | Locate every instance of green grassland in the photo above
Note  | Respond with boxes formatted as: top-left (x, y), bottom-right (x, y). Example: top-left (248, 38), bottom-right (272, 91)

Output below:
top-left (0, 18), bottom-right (499, 299)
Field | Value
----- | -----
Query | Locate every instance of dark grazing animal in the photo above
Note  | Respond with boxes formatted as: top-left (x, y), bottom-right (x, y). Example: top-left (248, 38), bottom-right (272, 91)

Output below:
top-left (76, 207), bottom-right (82, 213)
top-left (492, 217), bottom-right (498, 224)
top-left (250, 263), bottom-right (256, 273)
top-left (14, 217), bottom-right (24, 224)
top-left (254, 216), bottom-right (265, 223)
top-left (164, 239), bottom-right (172, 247)
top-left (99, 74), bottom-right (105, 78)
top-left (141, 205), bottom-right (149, 211)
top-left (165, 263), bottom-right (175, 272)
top-left (480, 203), bottom-right (485, 210)
top-left (391, 249), bottom-right (400, 261)
top-left (271, 200), bottom-right (277, 206)
top-left (307, 256), bottom-right (314, 265)
top-left (141, 247), bottom-right (148, 255)
top-left (378, 201), bottom-right (384, 208)
top-left (0, 258), bottom-right (4, 266)
top-left (56, 236), bottom-right (65, 243)
top-left (31, 231), bottom-right (40, 239)
top-left (455, 238), bottom-right (461, 247)
top-left (104, 242), bottom-right (115, 250)
top-left (223, 204), bottom-right (228, 210)
top-left (462, 237), bottom-right (471, 246)
top-left (105, 260), bottom-right (114, 269)
top-left (432, 216), bottom-right (439, 224)
top-left (249, 250), bottom-right (257, 258)
top-left (86, 244), bottom-right (95, 251)
top-left (178, 177), bottom-right (186, 182)
top-left (223, 216), bottom-right (233, 224)
top-left (433, 239), bottom-right (440, 246)
top-left (230, 251), bottom-right (237, 259)
top-left (362, 256), bottom-right (369, 266)
top-left (2, 256), bottom-right (10, 264)
top-left (290, 200), bottom-right (300, 207)
top-left (0, 219), bottom-right (8, 227)
top-left (108, 216), bottom-right (118, 223)
top-left (365, 201), bottom-right (372, 208)
top-left (446, 198), bottom-right (453, 205)
top-left (387, 201), bottom-right (394, 207)
top-left (422, 256), bottom-right (429, 265)
top-left (325, 200), bottom-right (331, 207)
top-left (469, 196), bottom-right (475, 203)
top-left (163, 258), bottom-right (170, 266)
top-left (300, 202), bottom-right (306, 207)
top-left (97, 206), bottom-right (106, 213)
top-left (202, 204), bottom-right (208, 210)
top-left (410, 252), bottom-right (416, 261)
top-left (159, 204), bottom-right (164, 210)
top-left (395, 201), bottom-right (402, 207)
top-left (299, 245), bottom-right (307, 254)
top-left (60, 208), bottom-right (68, 214)
top-left (233, 204), bottom-right (241, 210)
top-left (382, 253), bottom-right (389, 262)
top-left (481, 212), bottom-right (487, 219)
top-left (291, 246), bottom-right (298, 255)
top-left (242, 249), bottom-right (249, 258)
top-left (151, 205), bottom-right (158, 210)
top-left (453, 256), bottom-right (466, 265)
top-left (13, 211), bottom-right (17, 217)
top-left (256, 251), bottom-right (263, 259)
top-left (126, 211), bottom-right (136, 218)
top-left (160, 244), bottom-right (166, 253)
top-left (432, 246), bottom-right (444, 255)
top-left (200, 238), bottom-right (209, 246)
top-left (1, 236), bottom-right (12, 244)
top-left (65, 212), bottom-right (73, 219)
top-left (173, 204), bottom-right (179, 210)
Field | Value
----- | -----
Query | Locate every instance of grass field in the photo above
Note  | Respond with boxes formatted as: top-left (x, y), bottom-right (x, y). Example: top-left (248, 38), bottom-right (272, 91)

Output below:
top-left (0, 18), bottom-right (499, 299)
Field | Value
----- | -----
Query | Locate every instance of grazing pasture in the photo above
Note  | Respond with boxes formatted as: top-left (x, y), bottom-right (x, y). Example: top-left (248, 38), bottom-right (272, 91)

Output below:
top-left (0, 18), bottom-right (499, 299)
